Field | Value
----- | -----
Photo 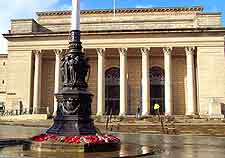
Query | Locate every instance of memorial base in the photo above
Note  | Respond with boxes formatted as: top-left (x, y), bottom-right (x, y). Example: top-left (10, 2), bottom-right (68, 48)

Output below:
top-left (25, 141), bottom-right (121, 153)
top-left (27, 133), bottom-right (121, 153)
top-left (47, 89), bottom-right (98, 136)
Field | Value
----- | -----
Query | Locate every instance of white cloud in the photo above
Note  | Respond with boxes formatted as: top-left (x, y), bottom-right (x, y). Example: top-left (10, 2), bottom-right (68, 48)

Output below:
top-left (0, 0), bottom-right (60, 54)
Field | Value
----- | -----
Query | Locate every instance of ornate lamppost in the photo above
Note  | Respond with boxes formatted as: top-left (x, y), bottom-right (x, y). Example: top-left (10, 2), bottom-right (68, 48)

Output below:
top-left (30, 0), bottom-right (120, 152)
top-left (46, 0), bottom-right (97, 136)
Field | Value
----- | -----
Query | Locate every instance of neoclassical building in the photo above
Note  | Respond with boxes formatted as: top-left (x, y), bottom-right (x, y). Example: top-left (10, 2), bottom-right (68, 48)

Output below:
top-left (1, 6), bottom-right (225, 117)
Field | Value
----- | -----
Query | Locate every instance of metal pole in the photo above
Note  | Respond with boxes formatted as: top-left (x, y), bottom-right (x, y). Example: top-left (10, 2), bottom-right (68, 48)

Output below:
top-left (113, 0), bottom-right (116, 16)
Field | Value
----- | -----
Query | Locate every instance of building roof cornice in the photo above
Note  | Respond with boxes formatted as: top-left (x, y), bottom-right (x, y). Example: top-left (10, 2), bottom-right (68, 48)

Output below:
top-left (36, 6), bottom-right (203, 16)
top-left (3, 27), bottom-right (225, 39)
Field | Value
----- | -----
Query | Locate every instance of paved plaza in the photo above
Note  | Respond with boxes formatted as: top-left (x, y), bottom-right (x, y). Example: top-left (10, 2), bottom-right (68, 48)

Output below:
top-left (0, 125), bottom-right (225, 158)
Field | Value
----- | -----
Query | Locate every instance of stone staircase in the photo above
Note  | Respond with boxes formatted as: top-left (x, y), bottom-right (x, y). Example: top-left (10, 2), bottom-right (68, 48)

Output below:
top-left (93, 115), bottom-right (224, 124)
top-left (93, 115), bottom-right (225, 136)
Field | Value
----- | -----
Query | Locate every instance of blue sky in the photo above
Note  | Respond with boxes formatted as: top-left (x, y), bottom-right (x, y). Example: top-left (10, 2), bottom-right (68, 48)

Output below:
top-left (0, 0), bottom-right (225, 53)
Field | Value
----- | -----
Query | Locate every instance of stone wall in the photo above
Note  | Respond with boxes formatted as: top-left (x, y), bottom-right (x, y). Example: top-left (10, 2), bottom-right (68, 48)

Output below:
top-left (197, 46), bottom-right (225, 115)
top-left (0, 55), bottom-right (7, 105)
top-left (11, 19), bottom-right (39, 34)
top-left (5, 48), bottom-right (33, 111)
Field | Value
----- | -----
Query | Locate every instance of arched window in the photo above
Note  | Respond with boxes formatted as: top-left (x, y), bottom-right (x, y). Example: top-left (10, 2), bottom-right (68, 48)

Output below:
top-left (105, 67), bottom-right (120, 86)
top-left (150, 66), bottom-right (165, 114)
top-left (150, 66), bottom-right (165, 85)
top-left (105, 67), bottom-right (120, 115)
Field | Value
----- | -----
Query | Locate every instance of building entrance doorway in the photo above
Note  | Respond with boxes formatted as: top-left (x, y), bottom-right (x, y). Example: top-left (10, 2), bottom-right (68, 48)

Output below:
top-left (150, 66), bottom-right (165, 114)
top-left (105, 67), bottom-right (120, 115)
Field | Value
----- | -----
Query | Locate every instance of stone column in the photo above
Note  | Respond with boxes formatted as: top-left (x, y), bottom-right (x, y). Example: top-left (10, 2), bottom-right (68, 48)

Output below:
top-left (96, 48), bottom-right (106, 116)
top-left (163, 47), bottom-right (173, 115)
top-left (119, 48), bottom-right (128, 116)
top-left (185, 47), bottom-right (196, 115)
top-left (53, 49), bottom-right (63, 115)
top-left (141, 48), bottom-right (151, 116)
top-left (33, 50), bottom-right (42, 114)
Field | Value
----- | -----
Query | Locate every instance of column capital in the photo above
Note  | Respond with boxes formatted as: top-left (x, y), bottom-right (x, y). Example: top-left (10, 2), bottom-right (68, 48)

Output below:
top-left (141, 47), bottom-right (151, 55)
top-left (53, 49), bottom-right (63, 56)
top-left (96, 48), bottom-right (106, 56)
top-left (118, 48), bottom-right (128, 56)
top-left (33, 50), bottom-right (42, 56)
top-left (163, 47), bottom-right (173, 56)
top-left (185, 46), bottom-right (196, 56)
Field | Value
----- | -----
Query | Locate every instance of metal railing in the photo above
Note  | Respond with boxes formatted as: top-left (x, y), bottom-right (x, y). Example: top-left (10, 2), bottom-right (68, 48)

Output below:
top-left (0, 108), bottom-right (30, 116)
top-left (0, 106), bottom-right (50, 116)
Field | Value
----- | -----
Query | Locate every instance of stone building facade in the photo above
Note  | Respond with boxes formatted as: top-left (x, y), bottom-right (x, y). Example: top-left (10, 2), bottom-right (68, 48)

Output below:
top-left (2, 6), bottom-right (225, 117)
top-left (0, 54), bottom-right (7, 107)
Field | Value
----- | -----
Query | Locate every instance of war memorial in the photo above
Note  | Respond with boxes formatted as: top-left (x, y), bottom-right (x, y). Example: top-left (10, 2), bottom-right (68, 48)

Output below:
top-left (0, 0), bottom-right (225, 157)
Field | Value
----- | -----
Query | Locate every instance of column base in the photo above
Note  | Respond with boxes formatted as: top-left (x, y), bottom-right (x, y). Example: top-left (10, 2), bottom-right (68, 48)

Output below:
top-left (165, 112), bottom-right (172, 116)
top-left (96, 112), bottom-right (103, 116)
top-left (141, 112), bottom-right (149, 117)
top-left (32, 108), bottom-right (37, 114)
top-left (185, 112), bottom-right (196, 116)
top-left (119, 113), bottom-right (126, 117)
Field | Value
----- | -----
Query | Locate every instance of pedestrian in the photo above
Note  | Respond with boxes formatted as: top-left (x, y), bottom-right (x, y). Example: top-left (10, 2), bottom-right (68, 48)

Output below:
top-left (136, 105), bottom-right (141, 119)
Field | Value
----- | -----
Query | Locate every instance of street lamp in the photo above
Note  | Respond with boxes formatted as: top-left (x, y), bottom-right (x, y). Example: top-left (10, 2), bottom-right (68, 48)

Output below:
top-left (31, 0), bottom-right (121, 152)
top-left (46, 0), bottom-right (97, 136)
